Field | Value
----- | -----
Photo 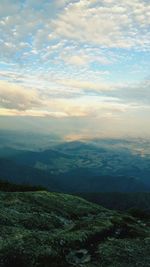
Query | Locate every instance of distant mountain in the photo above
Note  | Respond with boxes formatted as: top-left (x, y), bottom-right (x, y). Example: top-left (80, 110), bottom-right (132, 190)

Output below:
top-left (0, 158), bottom-right (60, 191)
top-left (3, 140), bottom-right (149, 181)
top-left (10, 148), bottom-right (73, 166)
top-left (78, 192), bottom-right (150, 213)
top-left (0, 158), bottom-right (149, 193)
top-left (0, 147), bottom-right (24, 157)
top-left (0, 138), bottom-right (150, 193)
top-left (0, 130), bottom-right (62, 150)
top-left (56, 170), bottom-right (150, 193)
top-left (54, 140), bottom-right (105, 154)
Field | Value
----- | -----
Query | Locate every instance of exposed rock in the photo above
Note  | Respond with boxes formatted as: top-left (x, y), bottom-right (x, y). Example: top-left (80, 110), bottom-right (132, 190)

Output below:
top-left (66, 249), bottom-right (91, 265)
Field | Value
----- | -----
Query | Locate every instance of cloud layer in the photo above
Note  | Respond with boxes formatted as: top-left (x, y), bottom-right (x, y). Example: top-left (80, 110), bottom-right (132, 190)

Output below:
top-left (0, 0), bottom-right (150, 137)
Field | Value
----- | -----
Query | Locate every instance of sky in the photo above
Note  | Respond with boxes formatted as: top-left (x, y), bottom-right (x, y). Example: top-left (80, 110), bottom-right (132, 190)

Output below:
top-left (0, 0), bottom-right (150, 140)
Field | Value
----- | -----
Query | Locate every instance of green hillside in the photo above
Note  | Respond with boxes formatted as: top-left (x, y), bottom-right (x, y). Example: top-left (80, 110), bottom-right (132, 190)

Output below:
top-left (0, 191), bottom-right (149, 267)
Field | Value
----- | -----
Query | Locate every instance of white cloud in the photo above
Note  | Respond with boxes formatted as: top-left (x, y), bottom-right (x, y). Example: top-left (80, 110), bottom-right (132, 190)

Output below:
top-left (0, 0), bottom-right (149, 66)
top-left (0, 108), bottom-right (69, 118)
top-left (53, 0), bottom-right (150, 49)
top-left (0, 0), bottom-right (149, 138)
top-left (0, 80), bottom-right (42, 110)
top-left (0, 80), bottom-right (129, 118)
top-left (57, 79), bottom-right (115, 92)
top-left (62, 54), bottom-right (89, 66)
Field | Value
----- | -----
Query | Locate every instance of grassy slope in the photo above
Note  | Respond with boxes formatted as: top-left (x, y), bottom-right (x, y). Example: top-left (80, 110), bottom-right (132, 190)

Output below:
top-left (0, 191), bottom-right (150, 267)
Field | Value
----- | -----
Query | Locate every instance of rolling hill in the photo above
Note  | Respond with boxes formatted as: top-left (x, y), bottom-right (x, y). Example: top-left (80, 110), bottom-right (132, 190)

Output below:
top-left (0, 138), bottom-right (150, 193)
top-left (6, 139), bottom-right (150, 186)
top-left (78, 192), bottom-right (150, 213)
top-left (0, 158), bottom-right (61, 192)
top-left (0, 158), bottom-right (149, 193)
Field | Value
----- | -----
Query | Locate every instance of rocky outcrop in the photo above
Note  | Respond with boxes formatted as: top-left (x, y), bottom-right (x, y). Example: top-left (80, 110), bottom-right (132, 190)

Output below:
top-left (66, 249), bottom-right (91, 265)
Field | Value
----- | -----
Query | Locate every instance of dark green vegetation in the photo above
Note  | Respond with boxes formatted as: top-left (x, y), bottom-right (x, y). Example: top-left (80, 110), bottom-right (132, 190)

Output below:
top-left (0, 191), bottom-right (150, 267)
top-left (0, 180), bottom-right (46, 192)
top-left (78, 192), bottom-right (150, 213)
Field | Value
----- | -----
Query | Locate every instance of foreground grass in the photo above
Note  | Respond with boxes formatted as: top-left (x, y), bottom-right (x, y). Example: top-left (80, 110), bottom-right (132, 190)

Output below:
top-left (0, 191), bottom-right (149, 267)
